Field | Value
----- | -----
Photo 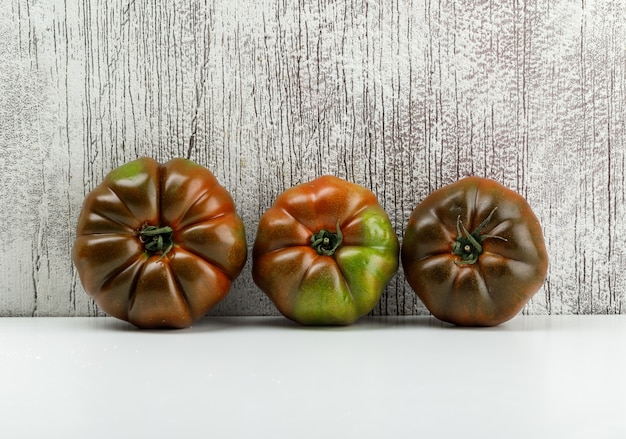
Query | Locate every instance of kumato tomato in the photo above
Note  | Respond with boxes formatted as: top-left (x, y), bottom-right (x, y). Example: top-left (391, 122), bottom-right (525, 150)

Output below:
top-left (253, 175), bottom-right (399, 325)
top-left (401, 176), bottom-right (548, 326)
top-left (72, 157), bottom-right (247, 329)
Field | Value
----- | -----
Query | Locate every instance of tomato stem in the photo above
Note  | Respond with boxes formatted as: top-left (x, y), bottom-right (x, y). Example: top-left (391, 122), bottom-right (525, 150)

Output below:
top-left (138, 224), bottom-right (174, 258)
top-left (452, 207), bottom-right (507, 265)
top-left (311, 220), bottom-right (343, 256)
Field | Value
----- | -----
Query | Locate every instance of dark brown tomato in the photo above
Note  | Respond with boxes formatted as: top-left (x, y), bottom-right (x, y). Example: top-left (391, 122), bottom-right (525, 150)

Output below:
top-left (72, 157), bottom-right (247, 329)
top-left (401, 176), bottom-right (548, 326)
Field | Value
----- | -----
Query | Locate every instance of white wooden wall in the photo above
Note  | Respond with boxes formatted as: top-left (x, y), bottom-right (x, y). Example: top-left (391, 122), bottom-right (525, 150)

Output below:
top-left (1, 0), bottom-right (624, 317)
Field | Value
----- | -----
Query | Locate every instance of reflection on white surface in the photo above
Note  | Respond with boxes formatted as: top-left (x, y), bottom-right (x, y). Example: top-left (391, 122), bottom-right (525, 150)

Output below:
top-left (1, 316), bottom-right (625, 438)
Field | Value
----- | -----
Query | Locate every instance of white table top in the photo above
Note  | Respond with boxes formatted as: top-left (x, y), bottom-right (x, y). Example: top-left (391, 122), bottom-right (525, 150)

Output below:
top-left (1, 315), bottom-right (625, 438)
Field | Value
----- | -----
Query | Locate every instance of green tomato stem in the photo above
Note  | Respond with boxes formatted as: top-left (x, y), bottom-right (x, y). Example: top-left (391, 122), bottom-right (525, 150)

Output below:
top-left (138, 224), bottom-right (174, 258)
top-left (452, 207), bottom-right (507, 265)
top-left (311, 220), bottom-right (343, 256)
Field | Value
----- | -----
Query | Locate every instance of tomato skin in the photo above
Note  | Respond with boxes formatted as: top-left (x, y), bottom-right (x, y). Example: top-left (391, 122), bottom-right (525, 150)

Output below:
top-left (401, 176), bottom-right (548, 326)
top-left (252, 175), bottom-right (399, 325)
top-left (72, 157), bottom-right (247, 329)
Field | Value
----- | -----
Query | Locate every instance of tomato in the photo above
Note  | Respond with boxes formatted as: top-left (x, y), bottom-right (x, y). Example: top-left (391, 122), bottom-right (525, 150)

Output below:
top-left (252, 175), bottom-right (399, 325)
top-left (401, 176), bottom-right (548, 326)
top-left (72, 157), bottom-right (247, 329)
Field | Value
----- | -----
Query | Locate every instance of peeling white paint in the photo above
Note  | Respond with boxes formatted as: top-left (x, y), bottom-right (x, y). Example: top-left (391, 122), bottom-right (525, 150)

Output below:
top-left (0, 0), bottom-right (624, 316)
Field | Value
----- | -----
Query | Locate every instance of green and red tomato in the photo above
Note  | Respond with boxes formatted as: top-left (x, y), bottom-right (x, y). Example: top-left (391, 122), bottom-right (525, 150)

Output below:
top-left (252, 175), bottom-right (399, 325)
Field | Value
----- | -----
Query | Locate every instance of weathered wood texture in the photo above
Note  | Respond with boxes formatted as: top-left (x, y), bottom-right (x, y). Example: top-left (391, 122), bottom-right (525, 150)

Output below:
top-left (1, 0), bottom-right (624, 317)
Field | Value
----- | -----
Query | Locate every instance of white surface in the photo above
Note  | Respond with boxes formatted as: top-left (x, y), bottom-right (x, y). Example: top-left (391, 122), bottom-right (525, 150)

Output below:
top-left (1, 316), bottom-right (625, 438)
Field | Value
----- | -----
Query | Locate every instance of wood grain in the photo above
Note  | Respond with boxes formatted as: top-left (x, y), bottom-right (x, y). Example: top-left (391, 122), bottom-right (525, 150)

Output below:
top-left (1, 0), bottom-right (624, 317)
